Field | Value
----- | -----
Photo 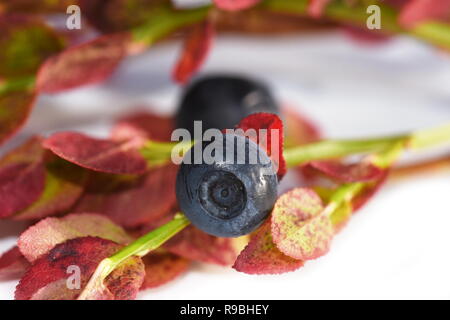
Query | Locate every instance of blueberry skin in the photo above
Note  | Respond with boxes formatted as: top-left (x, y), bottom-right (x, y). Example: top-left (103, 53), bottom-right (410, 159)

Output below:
top-left (176, 133), bottom-right (278, 237)
top-left (176, 74), bottom-right (280, 135)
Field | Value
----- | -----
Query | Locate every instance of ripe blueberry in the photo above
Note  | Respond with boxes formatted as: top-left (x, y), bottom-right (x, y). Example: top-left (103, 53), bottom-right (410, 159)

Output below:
top-left (175, 74), bottom-right (280, 135)
top-left (176, 133), bottom-right (278, 237)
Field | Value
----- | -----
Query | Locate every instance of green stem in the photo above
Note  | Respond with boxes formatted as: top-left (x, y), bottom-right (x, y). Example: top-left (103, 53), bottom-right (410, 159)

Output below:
top-left (410, 123), bottom-right (450, 150)
top-left (323, 182), bottom-right (364, 217)
top-left (140, 140), bottom-right (193, 167)
top-left (283, 134), bottom-right (408, 168)
top-left (263, 0), bottom-right (450, 50)
top-left (78, 214), bottom-right (190, 299)
top-left (284, 122), bottom-right (450, 168)
top-left (141, 123), bottom-right (450, 169)
top-left (131, 5), bottom-right (210, 45)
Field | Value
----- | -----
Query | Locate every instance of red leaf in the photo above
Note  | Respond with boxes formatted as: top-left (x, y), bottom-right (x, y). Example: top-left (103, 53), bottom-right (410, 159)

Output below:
top-left (111, 111), bottom-right (174, 145)
top-left (173, 21), bottom-right (214, 84)
top-left (399, 0), bottom-right (450, 28)
top-left (36, 32), bottom-right (130, 93)
top-left (233, 221), bottom-right (303, 274)
top-left (352, 170), bottom-right (389, 211)
top-left (18, 213), bottom-right (132, 262)
top-left (0, 246), bottom-right (30, 280)
top-left (165, 225), bottom-right (243, 266)
top-left (43, 132), bottom-right (148, 174)
top-left (213, 0), bottom-right (262, 11)
top-left (236, 113), bottom-right (286, 178)
top-left (0, 15), bottom-right (65, 77)
top-left (342, 25), bottom-right (392, 45)
top-left (307, 0), bottom-right (331, 18)
top-left (283, 106), bottom-right (321, 147)
top-left (271, 188), bottom-right (333, 260)
top-left (15, 237), bottom-right (144, 300)
top-left (309, 160), bottom-right (385, 183)
top-left (73, 164), bottom-right (178, 228)
top-left (141, 251), bottom-right (190, 290)
top-left (13, 158), bottom-right (87, 221)
top-left (0, 137), bottom-right (46, 218)
top-left (0, 90), bottom-right (37, 146)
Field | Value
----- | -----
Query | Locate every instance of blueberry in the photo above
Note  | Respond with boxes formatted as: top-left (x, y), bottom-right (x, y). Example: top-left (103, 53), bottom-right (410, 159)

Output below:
top-left (176, 133), bottom-right (278, 237)
top-left (176, 74), bottom-right (280, 135)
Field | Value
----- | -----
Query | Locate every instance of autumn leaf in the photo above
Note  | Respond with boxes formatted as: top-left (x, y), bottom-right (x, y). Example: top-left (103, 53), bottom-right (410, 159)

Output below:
top-left (271, 188), bottom-right (334, 260)
top-left (0, 246), bottom-right (29, 280)
top-left (213, 0), bottom-right (262, 11)
top-left (0, 90), bottom-right (37, 146)
top-left (233, 221), bottom-right (303, 274)
top-left (36, 32), bottom-right (131, 93)
top-left (73, 163), bottom-right (178, 228)
top-left (173, 20), bottom-right (215, 84)
top-left (0, 15), bottom-right (64, 77)
top-left (283, 106), bottom-right (321, 148)
top-left (307, 0), bottom-right (332, 18)
top-left (18, 213), bottom-right (132, 262)
top-left (43, 132), bottom-right (148, 174)
top-left (13, 158), bottom-right (87, 220)
top-left (308, 159), bottom-right (384, 183)
top-left (0, 137), bottom-right (45, 218)
top-left (165, 225), bottom-right (243, 266)
top-left (399, 0), bottom-right (450, 28)
top-left (352, 170), bottom-right (389, 211)
top-left (111, 110), bottom-right (174, 144)
top-left (237, 113), bottom-right (286, 178)
top-left (141, 250), bottom-right (190, 290)
top-left (342, 25), bottom-right (392, 45)
top-left (15, 237), bottom-right (145, 300)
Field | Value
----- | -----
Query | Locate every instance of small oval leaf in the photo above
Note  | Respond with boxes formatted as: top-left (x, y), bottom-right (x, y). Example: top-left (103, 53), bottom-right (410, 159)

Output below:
top-left (271, 188), bottom-right (334, 260)
top-left (36, 32), bottom-right (130, 93)
top-left (141, 251), bottom-right (190, 290)
top-left (18, 213), bottom-right (132, 262)
top-left (233, 221), bottom-right (303, 274)
top-left (43, 132), bottom-right (148, 174)
top-left (237, 113), bottom-right (286, 178)
top-left (309, 160), bottom-right (384, 183)
top-left (15, 237), bottom-right (144, 300)
top-left (0, 137), bottom-right (45, 218)
top-left (173, 21), bottom-right (214, 84)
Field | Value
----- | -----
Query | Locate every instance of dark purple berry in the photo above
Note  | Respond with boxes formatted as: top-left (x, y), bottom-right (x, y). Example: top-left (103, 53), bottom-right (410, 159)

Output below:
top-left (175, 74), bottom-right (280, 135)
top-left (176, 133), bottom-right (278, 237)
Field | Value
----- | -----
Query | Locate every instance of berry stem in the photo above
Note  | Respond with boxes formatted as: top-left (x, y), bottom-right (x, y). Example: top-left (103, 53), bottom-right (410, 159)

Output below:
top-left (78, 213), bottom-right (190, 299)
top-left (284, 122), bottom-right (450, 168)
top-left (140, 123), bottom-right (450, 169)
top-left (283, 135), bottom-right (408, 168)
top-left (262, 0), bottom-right (450, 50)
top-left (140, 140), bottom-right (194, 167)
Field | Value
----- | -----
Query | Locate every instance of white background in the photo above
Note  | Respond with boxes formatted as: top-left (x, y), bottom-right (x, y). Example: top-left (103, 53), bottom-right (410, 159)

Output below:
top-left (1, 32), bottom-right (450, 299)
